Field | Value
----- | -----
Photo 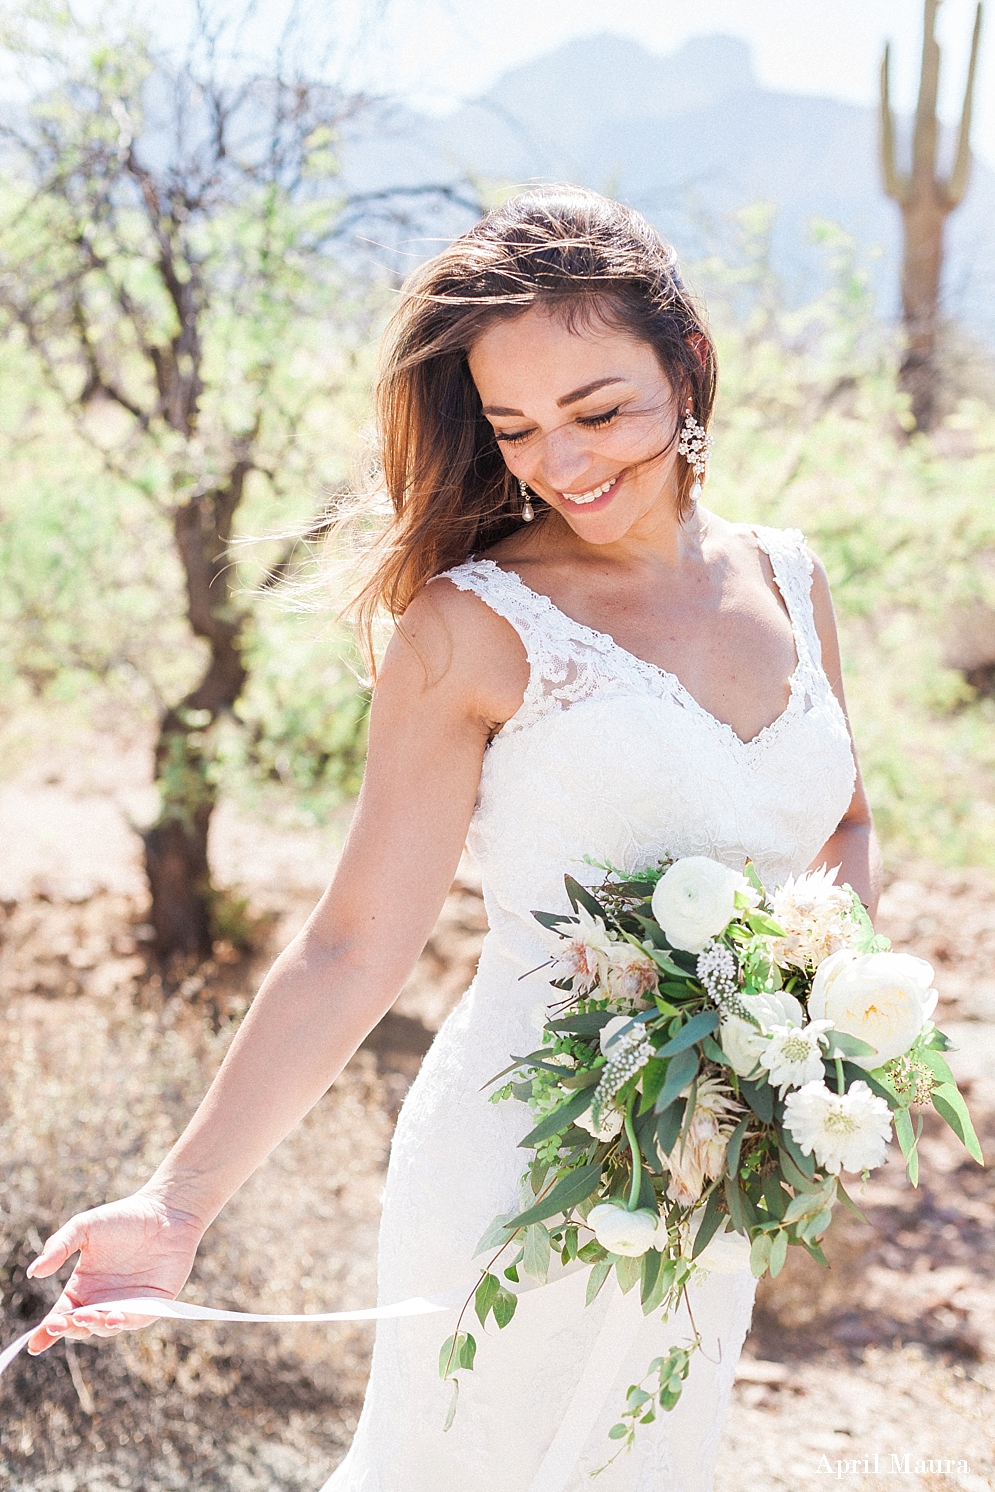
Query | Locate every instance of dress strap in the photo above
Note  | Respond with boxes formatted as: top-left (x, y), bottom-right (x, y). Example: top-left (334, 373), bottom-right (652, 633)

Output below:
top-left (433, 558), bottom-right (550, 730)
top-left (751, 525), bottom-right (824, 675)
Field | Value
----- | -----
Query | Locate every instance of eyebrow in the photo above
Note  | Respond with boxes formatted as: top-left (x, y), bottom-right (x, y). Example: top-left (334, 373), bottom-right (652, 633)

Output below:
top-left (481, 376), bottom-right (626, 418)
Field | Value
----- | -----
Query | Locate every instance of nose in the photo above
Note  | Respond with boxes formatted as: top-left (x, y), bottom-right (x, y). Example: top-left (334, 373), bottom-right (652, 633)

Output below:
top-left (533, 424), bottom-right (596, 494)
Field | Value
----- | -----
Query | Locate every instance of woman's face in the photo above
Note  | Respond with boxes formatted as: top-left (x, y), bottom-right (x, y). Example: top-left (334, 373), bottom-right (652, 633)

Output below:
top-left (468, 304), bottom-right (684, 546)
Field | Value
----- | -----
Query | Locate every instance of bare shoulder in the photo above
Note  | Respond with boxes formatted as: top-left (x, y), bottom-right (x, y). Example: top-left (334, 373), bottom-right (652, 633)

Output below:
top-left (376, 576), bottom-right (529, 731)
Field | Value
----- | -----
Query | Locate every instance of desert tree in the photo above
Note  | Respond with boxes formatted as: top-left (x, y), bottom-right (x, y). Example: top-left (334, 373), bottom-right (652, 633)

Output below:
top-left (879, 0), bottom-right (984, 431)
top-left (0, 1), bottom-right (480, 956)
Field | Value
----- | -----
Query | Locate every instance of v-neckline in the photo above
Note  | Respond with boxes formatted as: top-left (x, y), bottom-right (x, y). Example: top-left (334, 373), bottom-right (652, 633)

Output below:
top-left (477, 548), bottom-right (805, 752)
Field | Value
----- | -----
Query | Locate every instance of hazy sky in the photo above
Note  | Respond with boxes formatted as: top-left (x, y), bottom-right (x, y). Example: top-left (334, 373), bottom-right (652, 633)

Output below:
top-left (342, 0), bottom-right (994, 168)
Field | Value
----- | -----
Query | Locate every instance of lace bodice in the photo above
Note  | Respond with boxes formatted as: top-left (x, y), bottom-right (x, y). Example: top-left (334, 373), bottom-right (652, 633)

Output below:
top-left (441, 525), bottom-right (856, 976)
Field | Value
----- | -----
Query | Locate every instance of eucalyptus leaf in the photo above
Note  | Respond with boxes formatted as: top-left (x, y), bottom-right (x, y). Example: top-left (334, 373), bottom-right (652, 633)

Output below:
top-left (564, 875), bottom-right (610, 923)
top-left (654, 1009), bottom-right (719, 1058)
top-left (586, 1256), bottom-right (614, 1306)
top-left (725, 1114), bottom-right (750, 1178)
top-left (769, 1230), bottom-right (789, 1277)
top-left (750, 1231), bottom-right (772, 1277)
top-left (518, 1087), bottom-right (595, 1148)
top-left (615, 1253), bottom-right (642, 1294)
top-left (505, 1163), bottom-right (603, 1228)
top-left (443, 1378), bottom-right (459, 1432)
top-left (532, 910), bottom-right (578, 932)
top-left (655, 1097), bottom-right (686, 1156)
top-left (894, 1106), bottom-right (921, 1188)
top-left (917, 1046), bottom-right (955, 1087)
top-left (653, 1048), bottom-right (699, 1116)
top-left (932, 1084), bottom-right (984, 1165)
top-left (690, 1188), bottom-right (724, 1259)
top-left (823, 1030), bottom-right (877, 1059)
top-left (639, 1247), bottom-right (662, 1308)
top-left (739, 1077), bottom-right (774, 1123)
top-left (545, 1013), bottom-right (612, 1036)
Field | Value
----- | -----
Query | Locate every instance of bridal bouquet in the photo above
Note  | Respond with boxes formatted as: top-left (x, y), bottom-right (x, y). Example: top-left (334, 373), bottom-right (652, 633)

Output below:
top-left (440, 856), bottom-right (982, 1465)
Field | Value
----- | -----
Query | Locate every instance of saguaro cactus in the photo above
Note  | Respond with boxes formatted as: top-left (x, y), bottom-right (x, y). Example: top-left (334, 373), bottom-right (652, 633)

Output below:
top-left (880, 0), bottom-right (983, 430)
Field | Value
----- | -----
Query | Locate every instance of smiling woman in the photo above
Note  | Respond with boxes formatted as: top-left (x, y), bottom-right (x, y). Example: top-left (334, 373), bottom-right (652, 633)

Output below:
top-left (354, 186), bottom-right (715, 662)
top-left (24, 185), bottom-right (877, 1492)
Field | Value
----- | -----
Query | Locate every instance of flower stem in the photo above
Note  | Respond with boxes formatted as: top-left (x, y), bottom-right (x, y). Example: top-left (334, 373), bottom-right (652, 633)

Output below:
top-left (834, 1056), bottom-right (845, 1095)
top-left (624, 1091), bottom-right (643, 1211)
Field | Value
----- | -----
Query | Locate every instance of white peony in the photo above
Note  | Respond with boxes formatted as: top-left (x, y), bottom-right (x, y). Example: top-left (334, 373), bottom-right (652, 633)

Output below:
top-left (809, 950), bottom-right (938, 1069)
top-left (652, 857), bottom-right (752, 954)
top-left (679, 1215), bottom-right (752, 1275)
top-left (719, 988), bottom-right (805, 1078)
top-left (769, 865), bottom-right (856, 970)
top-left (587, 1203), bottom-right (660, 1257)
top-left (759, 1020), bottom-right (834, 1096)
top-left (782, 1079), bottom-right (893, 1174)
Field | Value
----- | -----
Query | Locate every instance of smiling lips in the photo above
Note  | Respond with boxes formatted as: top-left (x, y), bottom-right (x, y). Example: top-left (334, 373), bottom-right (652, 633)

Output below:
top-left (560, 475), bottom-right (620, 505)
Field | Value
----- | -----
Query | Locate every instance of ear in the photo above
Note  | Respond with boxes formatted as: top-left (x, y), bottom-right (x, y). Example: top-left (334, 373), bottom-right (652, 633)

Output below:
top-left (686, 332), bottom-right (709, 371)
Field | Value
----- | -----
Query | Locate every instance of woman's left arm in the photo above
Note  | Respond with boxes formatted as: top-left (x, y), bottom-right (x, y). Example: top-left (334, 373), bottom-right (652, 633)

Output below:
top-left (806, 553), bottom-right (883, 917)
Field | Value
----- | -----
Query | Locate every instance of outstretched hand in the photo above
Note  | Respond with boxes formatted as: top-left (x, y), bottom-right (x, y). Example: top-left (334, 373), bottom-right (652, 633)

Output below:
top-left (26, 1191), bottom-right (205, 1354)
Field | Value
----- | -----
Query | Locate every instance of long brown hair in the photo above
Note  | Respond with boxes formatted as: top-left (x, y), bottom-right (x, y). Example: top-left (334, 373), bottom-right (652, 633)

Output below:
top-left (349, 185), bottom-right (716, 665)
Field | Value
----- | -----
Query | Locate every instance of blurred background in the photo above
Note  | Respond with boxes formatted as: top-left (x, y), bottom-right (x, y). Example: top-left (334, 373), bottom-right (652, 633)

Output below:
top-left (2, 1), bottom-right (995, 1487)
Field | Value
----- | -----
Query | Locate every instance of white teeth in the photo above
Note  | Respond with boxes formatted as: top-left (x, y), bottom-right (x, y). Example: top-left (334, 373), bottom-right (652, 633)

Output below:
top-left (561, 476), bottom-right (618, 505)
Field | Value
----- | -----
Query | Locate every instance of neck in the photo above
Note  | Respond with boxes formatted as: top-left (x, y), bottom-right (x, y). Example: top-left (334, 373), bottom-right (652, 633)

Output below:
top-left (540, 496), bottom-right (712, 573)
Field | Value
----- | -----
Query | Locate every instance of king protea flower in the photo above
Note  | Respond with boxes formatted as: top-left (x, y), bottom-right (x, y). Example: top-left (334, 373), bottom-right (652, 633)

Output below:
top-left (663, 1076), bottom-right (742, 1207)
top-left (769, 865), bottom-right (856, 970)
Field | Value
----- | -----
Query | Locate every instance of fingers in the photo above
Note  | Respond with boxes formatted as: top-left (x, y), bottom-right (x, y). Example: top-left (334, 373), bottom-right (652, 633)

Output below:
top-left (27, 1305), bottom-right (145, 1355)
top-left (26, 1217), bottom-right (85, 1281)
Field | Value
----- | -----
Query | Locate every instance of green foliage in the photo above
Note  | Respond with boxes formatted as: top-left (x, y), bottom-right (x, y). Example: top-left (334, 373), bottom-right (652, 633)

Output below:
top-left (697, 209), bottom-right (995, 867)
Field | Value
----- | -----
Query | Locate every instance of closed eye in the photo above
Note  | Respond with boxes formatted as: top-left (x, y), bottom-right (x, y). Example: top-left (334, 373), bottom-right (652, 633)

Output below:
top-left (494, 427), bottom-right (534, 444)
top-left (576, 406), bottom-right (621, 429)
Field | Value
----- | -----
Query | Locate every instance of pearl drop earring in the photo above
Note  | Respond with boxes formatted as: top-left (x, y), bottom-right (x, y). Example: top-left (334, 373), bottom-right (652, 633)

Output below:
top-left (677, 405), bottom-right (713, 504)
top-left (519, 479), bottom-right (535, 523)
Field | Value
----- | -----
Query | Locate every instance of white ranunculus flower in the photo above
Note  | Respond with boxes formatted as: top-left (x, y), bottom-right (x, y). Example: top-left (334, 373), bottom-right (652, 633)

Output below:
top-left (759, 1020), bottom-right (834, 1096)
top-left (719, 1014), bottom-right (767, 1077)
top-left (782, 1079), bottom-right (893, 1174)
top-left (651, 857), bottom-right (751, 954)
top-left (679, 1215), bottom-right (752, 1275)
top-left (587, 1203), bottom-right (659, 1257)
top-left (809, 950), bottom-right (938, 1069)
top-left (719, 988), bottom-right (805, 1078)
top-left (744, 988), bottom-right (806, 1031)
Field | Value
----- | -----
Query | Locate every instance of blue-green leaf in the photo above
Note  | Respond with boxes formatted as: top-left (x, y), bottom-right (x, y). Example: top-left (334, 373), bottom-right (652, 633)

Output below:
top-left (505, 1163), bottom-right (603, 1228)
top-left (653, 1047), bottom-right (699, 1116)
top-left (518, 1087), bottom-right (594, 1148)
top-left (654, 1009), bottom-right (719, 1057)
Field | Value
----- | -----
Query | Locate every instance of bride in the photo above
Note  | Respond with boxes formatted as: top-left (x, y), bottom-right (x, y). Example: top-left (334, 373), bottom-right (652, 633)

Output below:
top-left (25, 187), bottom-right (877, 1490)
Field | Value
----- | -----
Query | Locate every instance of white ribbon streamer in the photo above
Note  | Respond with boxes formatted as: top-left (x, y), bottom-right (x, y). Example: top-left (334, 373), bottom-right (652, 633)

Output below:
top-left (0, 1289), bottom-right (463, 1381)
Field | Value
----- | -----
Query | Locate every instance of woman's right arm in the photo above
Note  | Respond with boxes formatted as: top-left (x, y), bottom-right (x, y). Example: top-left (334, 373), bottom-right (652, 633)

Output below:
top-left (27, 582), bottom-right (528, 1354)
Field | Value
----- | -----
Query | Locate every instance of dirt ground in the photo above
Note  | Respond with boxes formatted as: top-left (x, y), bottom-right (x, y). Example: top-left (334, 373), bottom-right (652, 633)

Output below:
top-left (1, 722), bottom-right (995, 1490)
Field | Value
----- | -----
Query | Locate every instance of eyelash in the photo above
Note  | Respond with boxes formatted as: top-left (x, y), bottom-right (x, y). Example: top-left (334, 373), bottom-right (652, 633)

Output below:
top-left (495, 407), bottom-right (622, 444)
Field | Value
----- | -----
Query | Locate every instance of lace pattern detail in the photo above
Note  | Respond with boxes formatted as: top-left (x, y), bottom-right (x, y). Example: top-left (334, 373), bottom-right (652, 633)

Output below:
top-left (439, 525), bottom-right (835, 760)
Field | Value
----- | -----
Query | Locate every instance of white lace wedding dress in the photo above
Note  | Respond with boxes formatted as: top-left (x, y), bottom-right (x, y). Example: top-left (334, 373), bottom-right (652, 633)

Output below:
top-left (323, 526), bottom-right (856, 1492)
